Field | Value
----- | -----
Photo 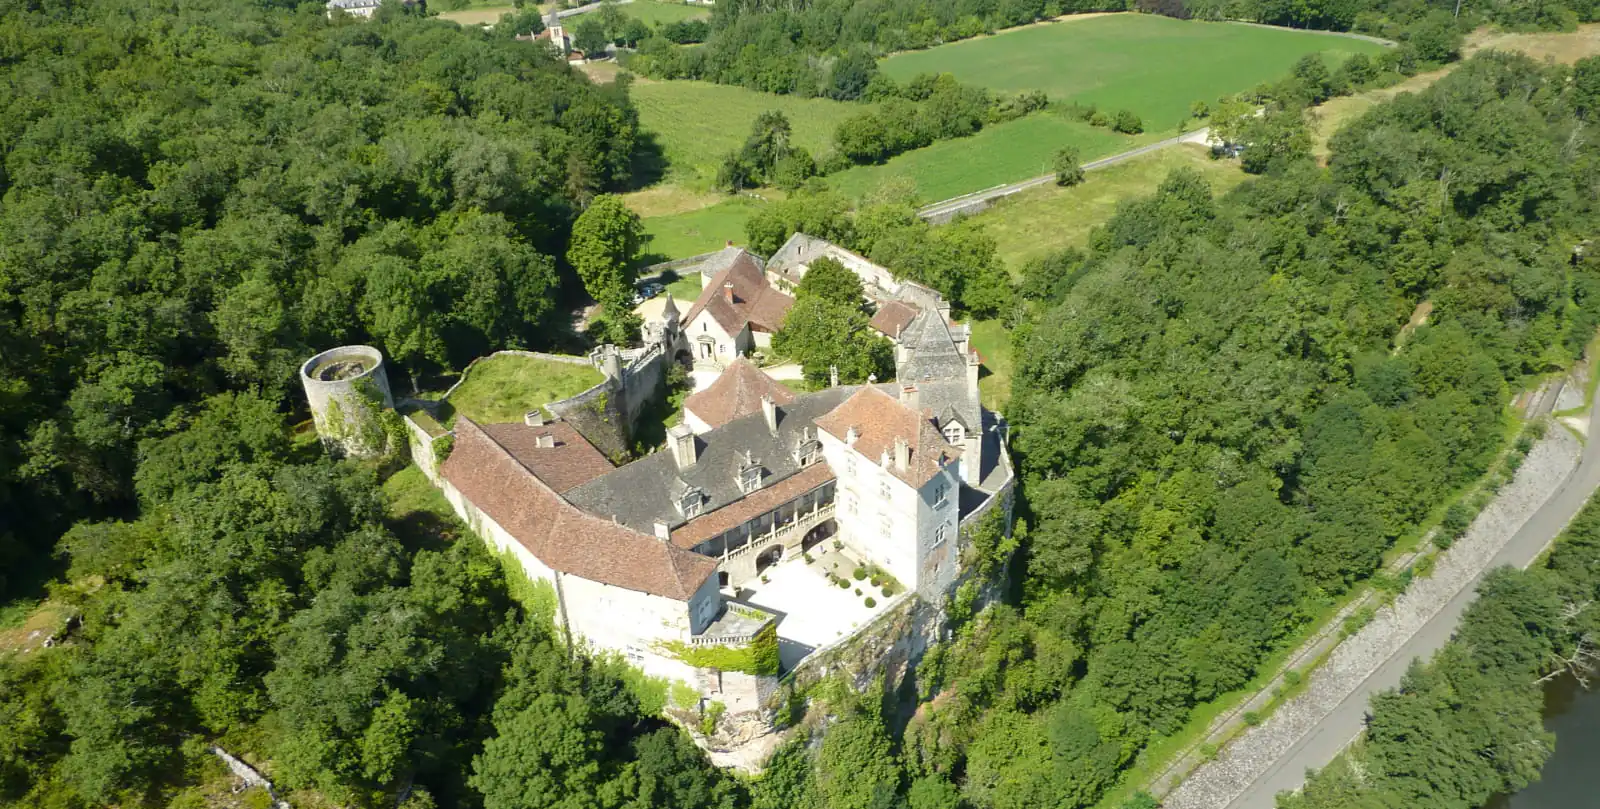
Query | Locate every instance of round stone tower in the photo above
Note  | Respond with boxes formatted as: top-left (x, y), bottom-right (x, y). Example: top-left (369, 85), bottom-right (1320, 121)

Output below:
top-left (299, 345), bottom-right (394, 459)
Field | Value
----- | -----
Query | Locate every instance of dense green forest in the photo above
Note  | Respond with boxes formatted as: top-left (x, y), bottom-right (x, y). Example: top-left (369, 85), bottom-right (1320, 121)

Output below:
top-left (1285, 493), bottom-right (1600, 809)
top-left (0, 0), bottom-right (641, 595)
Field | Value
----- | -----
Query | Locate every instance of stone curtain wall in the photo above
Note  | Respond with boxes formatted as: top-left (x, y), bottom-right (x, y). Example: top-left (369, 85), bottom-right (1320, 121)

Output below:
top-left (400, 411), bottom-right (447, 482)
top-left (547, 344), bottom-right (665, 461)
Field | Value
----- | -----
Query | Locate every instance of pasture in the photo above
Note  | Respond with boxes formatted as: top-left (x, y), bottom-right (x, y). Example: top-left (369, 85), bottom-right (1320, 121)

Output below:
top-left (621, 0), bottom-right (710, 25)
top-left (639, 197), bottom-right (763, 263)
top-left (826, 112), bottom-right (1140, 203)
top-left (971, 143), bottom-right (1247, 272)
top-left (882, 14), bottom-right (1386, 131)
top-left (632, 81), bottom-right (866, 188)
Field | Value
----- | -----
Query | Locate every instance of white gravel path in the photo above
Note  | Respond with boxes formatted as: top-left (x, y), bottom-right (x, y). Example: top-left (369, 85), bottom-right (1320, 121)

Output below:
top-left (1164, 423), bottom-right (1583, 809)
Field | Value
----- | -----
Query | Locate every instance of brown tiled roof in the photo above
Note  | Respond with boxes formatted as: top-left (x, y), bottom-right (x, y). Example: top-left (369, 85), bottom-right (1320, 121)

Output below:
top-left (683, 251), bottom-right (794, 335)
top-left (669, 463), bottom-right (835, 548)
top-left (441, 418), bottom-right (716, 601)
top-left (813, 386), bottom-right (960, 487)
top-left (682, 358), bottom-right (797, 430)
top-left (479, 422), bottom-right (614, 494)
top-left (869, 301), bottom-right (920, 340)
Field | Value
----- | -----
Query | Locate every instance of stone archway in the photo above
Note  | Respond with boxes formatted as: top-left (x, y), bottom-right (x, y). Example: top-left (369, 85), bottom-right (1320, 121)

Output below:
top-left (800, 520), bottom-right (835, 553)
top-left (755, 545), bottom-right (783, 575)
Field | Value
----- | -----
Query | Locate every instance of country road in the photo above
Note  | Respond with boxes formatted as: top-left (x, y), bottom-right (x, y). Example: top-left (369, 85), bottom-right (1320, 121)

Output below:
top-left (916, 127), bottom-right (1211, 223)
top-left (1170, 387), bottom-right (1600, 809)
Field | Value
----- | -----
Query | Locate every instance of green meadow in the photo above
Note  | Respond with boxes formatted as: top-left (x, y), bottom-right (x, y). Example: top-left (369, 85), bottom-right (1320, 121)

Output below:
top-left (883, 14), bottom-right (1385, 131)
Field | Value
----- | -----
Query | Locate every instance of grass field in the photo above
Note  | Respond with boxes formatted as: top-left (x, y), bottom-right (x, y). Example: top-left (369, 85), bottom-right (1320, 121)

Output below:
top-left (882, 15), bottom-right (1385, 132)
top-left (827, 112), bottom-right (1141, 203)
top-left (632, 81), bottom-right (867, 188)
top-left (436, 4), bottom-right (521, 25)
top-left (441, 354), bottom-right (603, 425)
top-left (971, 143), bottom-right (1248, 273)
top-left (620, 0), bottom-right (709, 25)
top-left (640, 196), bottom-right (762, 262)
top-left (968, 319), bottom-right (1014, 411)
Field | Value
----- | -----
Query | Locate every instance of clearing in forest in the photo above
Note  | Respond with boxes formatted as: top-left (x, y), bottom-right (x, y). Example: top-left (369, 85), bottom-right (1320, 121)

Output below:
top-left (436, 354), bottom-right (603, 425)
top-left (882, 14), bottom-right (1386, 131)
top-left (618, 0), bottom-right (710, 26)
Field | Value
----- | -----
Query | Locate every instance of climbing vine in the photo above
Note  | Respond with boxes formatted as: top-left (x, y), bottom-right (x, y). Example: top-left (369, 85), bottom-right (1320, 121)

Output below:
top-left (660, 622), bottom-right (780, 675)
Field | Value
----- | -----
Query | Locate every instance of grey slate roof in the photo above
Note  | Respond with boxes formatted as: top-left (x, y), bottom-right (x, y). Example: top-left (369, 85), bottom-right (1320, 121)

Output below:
top-left (897, 308), bottom-right (981, 445)
top-left (564, 385), bottom-right (858, 536)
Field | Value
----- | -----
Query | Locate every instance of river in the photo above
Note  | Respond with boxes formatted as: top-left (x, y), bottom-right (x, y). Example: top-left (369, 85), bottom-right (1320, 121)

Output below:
top-left (1484, 676), bottom-right (1600, 809)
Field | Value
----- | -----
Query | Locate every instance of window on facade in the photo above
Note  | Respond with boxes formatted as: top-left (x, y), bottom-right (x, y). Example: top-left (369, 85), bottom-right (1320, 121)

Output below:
top-left (845, 455), bottom-right (856, 476)
top-left (933, 522), bottom-right (949, 547)
top-left (880, 515), bottom-right (893, 536)
top-left (943, 422), bottom-right (965, 445)
top-left (843, 492), bottom-right (855, 514)
top-left (681, 491), bottom-right (702, 518)
top-left (878, 479), bottom-right (892, 502)
top-left (933, 482), bottom-right (949, 509)
top-left (796, 438), bottom-right (821, 467)
top-left (719, 344), bottom-right (727, 354)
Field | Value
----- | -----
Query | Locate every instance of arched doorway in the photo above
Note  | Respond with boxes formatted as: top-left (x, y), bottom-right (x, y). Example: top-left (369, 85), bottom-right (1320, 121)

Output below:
top-left (801, 520), bottom-right (834, 553)
top-left (755, 545), bottom-right (783, 575)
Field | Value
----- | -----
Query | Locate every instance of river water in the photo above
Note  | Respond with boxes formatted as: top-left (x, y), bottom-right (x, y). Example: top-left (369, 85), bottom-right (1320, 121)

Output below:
top-left (1484, 676), bottom-right (1600, 809)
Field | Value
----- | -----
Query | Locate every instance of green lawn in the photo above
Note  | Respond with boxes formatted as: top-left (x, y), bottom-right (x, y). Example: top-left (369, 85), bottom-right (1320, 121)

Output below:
top-left (440, 354), bottom-right (603, 425)
top-left (632, 81), bottom-right (867, 188)
top-left (972, 143), bottom-right (1249, 274)
top-left (640, 197), bottom-right (763, 263)
top-left (968, 319), bottom-right (1014, 412)
top-left (661, 271), bottom-right (703, 300)
top-left (826, 112), bottom-right (1139, 203)
top-left (883, 15), bottom-right (1385, 132)
top-left (622, 0), bottom-right (710, 26)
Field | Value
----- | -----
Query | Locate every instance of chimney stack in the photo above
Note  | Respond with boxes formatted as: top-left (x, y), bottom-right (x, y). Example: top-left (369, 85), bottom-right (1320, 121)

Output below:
top-left (723, 282), bottom-right (735, 303)
top-left (654, 521), bottom-right (671, 542)
top-left (524, 410), bottom-right (545, 427)
top-left (668, 423), bottom-right (698, 469)
top-left (900, 384), bottom-right (919, 411)
top-left (761, 394), bottom-right (777, 433)
top-left (535, 433), bottom-right (556, 449)
top-left (967, 349), bottom-right (981, 399)
top-left (893, 436), bottom-right (910, 472)
top-left (845, 425), bottom-right (859, 446)
top-left (829, 365), bottom-right (839, 388)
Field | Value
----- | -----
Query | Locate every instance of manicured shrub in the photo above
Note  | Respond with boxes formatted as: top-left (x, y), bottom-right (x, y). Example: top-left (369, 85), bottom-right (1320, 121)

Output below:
top-left (864, 597), bottom-right (877, 608)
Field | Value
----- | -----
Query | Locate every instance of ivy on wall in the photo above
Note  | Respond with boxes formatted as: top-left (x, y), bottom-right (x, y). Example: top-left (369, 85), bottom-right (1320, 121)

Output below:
top-left (661, 622), bottom-right (780, 675)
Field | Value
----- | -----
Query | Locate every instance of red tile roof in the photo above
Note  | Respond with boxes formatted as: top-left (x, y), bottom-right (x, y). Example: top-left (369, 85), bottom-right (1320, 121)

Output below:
top-left (869, 301), bottom-right (920, 340)
top-left (813, 386), bottom-right (960, 487)
top-left (479, 421), bottom-right (614, 494)
top-left (683, 251), bottom-right (794, 335)
top-left (441, 418), bottom-right (717, 601)
top-left (682, 358), bottom-right (797, 430)
top-left (669, 463), bottom-right (835, 548)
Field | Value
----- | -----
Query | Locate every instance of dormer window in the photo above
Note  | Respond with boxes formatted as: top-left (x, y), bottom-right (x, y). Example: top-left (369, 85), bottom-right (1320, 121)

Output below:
top-left (738, 451), bottom-right (764, 494)
top-left (680, 488), bottom-right (704, 518)
top-left (942, 421), bottom-right (965, 445)
top-left (794, 429), bottom-right (822, 467)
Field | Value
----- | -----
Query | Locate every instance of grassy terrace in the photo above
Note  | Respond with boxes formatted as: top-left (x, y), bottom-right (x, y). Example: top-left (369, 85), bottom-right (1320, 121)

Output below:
top-left (883, 14), bottom-right (1385, 132)
top-left (437, 353), bottom-right (603, 425)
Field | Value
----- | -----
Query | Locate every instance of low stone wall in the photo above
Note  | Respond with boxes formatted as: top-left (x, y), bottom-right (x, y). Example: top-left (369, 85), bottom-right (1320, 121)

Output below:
top-left (400, 409), bottom-right (449, 483)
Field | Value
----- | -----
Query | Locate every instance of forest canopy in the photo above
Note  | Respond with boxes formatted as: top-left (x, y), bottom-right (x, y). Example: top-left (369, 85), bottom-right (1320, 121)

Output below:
top-left (0, 0), bottom-right (641, 587)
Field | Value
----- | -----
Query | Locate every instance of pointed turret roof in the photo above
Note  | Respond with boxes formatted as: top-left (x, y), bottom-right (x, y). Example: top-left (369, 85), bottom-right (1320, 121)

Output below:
top-left (660, 290), bottom-right (680, 320)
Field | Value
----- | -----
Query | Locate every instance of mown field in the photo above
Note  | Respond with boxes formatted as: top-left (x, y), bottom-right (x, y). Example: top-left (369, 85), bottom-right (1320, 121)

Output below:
top-left (620, 0), bottom-right (709, 25)
top-left (882, 14), bottom-right (1386, 131)
top-left (972, 143), bottom-right (1248, 271)
top-left (826, 112), bottom-right (1141, 203)
top-left (639, 196), bottom-right (763, 263)
top-left (631, 81), bottom-right (867, 188)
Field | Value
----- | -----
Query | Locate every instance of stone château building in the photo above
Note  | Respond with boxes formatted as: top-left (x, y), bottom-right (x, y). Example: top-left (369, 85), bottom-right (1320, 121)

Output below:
top-left (386, 239), bottom-right (1012, 738)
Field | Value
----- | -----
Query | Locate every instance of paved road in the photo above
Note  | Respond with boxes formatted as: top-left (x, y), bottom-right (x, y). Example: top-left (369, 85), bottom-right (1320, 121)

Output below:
top-left (916, 128), bottom-right (1211, 223)
top-left (1224, 392), bottom-right (1600, 809)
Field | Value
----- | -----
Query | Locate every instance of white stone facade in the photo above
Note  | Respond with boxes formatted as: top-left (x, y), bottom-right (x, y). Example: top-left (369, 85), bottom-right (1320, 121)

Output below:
top-left (819, 430), bottom-right (961, 594)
